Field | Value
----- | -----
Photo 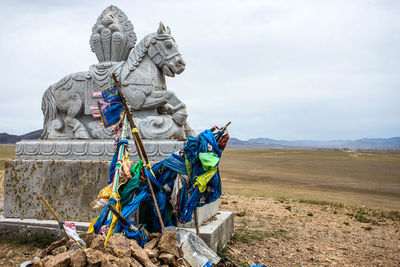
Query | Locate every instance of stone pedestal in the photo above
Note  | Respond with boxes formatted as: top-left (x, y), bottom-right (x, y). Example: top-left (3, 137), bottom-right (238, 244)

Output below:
top-left (5, 140), bottom-right (220, 223)
top-left (3, 139), bottom-right (233, 251)
top-left (16, 140), bottom-right (186, 161)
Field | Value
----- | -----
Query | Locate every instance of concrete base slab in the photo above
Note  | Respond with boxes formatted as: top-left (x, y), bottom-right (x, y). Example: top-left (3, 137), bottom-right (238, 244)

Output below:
top-left (0, 211), bottom-right (234, 252)
top-left (0, 216), bottom-right (90, 240)
top-left (178, 201), bottom-right (219, 228)
top-left (178, 211), bottom-right (234, 252)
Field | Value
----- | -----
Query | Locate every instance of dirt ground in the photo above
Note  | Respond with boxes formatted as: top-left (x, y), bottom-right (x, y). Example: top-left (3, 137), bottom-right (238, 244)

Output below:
top-left (1, 147), bottom-right (399, 266)
top-left (0, 192), bottom-right (399, 266)
top-left (219, 193), bottom-right (400, 267)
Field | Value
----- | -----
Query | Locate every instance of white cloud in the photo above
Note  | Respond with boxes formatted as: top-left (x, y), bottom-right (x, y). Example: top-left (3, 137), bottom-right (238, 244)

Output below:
top-left (0, 0), bottom-right (399, 140)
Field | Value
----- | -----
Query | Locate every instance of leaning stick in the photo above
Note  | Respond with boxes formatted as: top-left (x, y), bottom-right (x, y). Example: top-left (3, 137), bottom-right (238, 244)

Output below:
top-left (39, 195), bottom-right (62, 223)
top-left (194, 208), bottom-right (200, 236)
top-left (112, 73), bottom-right (166, 233)
top-left (108, 203), bottom-right (139, 232)
top-left (39, 195), bottom-right (86, 248)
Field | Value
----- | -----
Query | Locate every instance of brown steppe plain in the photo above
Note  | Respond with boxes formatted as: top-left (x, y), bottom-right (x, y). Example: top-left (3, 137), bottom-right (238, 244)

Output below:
top-left (0, 145), bottom-right (399, 266)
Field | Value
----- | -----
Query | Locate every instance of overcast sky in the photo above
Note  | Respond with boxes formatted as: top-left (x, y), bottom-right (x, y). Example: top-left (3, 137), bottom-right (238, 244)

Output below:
top-left (1, 0), bottom-right (399, 140)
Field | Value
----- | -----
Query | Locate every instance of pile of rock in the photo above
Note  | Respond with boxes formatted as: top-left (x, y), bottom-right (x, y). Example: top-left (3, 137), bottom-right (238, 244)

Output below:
top-left (31, 231), bottom-right (190, 267)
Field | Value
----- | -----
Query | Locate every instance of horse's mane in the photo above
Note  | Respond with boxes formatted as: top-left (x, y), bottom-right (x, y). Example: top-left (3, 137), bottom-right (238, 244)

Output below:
top-left (125, 33), bottom-right (154, 71)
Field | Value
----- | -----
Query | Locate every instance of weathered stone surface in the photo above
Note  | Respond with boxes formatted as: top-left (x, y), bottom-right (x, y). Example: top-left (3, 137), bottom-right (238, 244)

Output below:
top-left (148, 232), bottom-right (161, 240)
top-left (151, 258), bottom-right (161, 265)
top-left (130, 240), bottom-right (155, 267)
top-left (65, 239), bottom-right (75, 249)
top-left (44, 251), bottom-right (70, 267)
top-left (102, 256), bottom-right (130, 267)
top-left (127, 257), bottom-right (143, 267)
top-left (32, 257), bottom-right (45, 267)
top-left (144, 238), bottom-right (159, 250)
top-left (173, 258), bottom-right (191, 267)
top-left (158, 232), bottom-right (180, 257)
top-left (5, 142), bottom-right (218, 222)
top-left (90, 235), bottom-right (106, 252)
top-left (41, 6), bottom-right (193, 141)
top-left (144, 248), bottom-right (157, 258)
top-left (69, 249), bottom-right (87, 267)
top-left (52, 245), bottom-right (67, 255)
top-left (158, 252), bottom-right (175, 265)
top-left (90, 6), bottom-right (136, 63)
top-left (68, 243), bottom-right (82, 251)
top-left (183, 211), bottom-right (234, 252)
top-left (42, 238), bottom-right (67, 257)
top-left (4, 159), bottom-right (109, 221)
top-left (178, 201), bottom-right (219, 228)
top-left (99, 253), bottom-right (118, 267)
top-left (79, 232), bottom-right (96, 248)
top-left (106, 233), bottom-right (131, 258)
top-left (16, 140), bottom-right (186, 161)
top-left (85, 248), bottom-right (105, 265)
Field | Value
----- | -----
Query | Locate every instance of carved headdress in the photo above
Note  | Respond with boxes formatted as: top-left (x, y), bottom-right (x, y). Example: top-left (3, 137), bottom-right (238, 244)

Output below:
top-left (90, 5), bottom-right (136, 62)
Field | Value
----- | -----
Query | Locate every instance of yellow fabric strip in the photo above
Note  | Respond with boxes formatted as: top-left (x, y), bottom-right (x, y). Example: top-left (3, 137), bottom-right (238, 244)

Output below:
top-left (131, 128), bottom-right (139, 133)
top-left (194, 166), bottom-right (218, 193)
top-left (87, 216), bottom-right (99, 234)
top-left (97, 184), bottom-right (112, 200)
top-left (104, 200), bottom-right (120, 247)
top-left (104, 193), bottom-right (121, 247)
top-left (185, 155), bottom-right (192, 179)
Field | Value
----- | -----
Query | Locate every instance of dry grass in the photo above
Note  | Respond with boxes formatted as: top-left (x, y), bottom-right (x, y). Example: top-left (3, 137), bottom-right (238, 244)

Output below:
top-left (220, 193), bottom-right (400, 266)
top-left (0, 145), bottom-right (15, 172)
top-left (220, 149), bottom-right (400, 211)
top-left (0, 171), bottom-right (4, 198)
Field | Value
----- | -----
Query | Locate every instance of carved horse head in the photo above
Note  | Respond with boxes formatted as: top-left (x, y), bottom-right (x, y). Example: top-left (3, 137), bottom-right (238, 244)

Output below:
top-left (148, 22), bottom-right (186, 77)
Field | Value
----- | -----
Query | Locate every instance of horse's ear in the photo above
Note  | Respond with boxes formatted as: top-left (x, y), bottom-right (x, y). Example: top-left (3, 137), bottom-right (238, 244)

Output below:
top-left (166, 26), bottom-right (171, 35)
top-left (157, 22), bottom-right (166, 34)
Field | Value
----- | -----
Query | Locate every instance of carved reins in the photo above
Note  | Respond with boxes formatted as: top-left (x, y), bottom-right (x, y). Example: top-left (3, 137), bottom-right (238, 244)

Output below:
top-left (148, 35), bottom-right (181, 68)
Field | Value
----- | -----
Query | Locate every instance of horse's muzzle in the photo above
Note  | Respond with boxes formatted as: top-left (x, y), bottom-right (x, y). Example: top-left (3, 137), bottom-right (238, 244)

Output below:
top-left (173, 58), bottom-right (186, 74)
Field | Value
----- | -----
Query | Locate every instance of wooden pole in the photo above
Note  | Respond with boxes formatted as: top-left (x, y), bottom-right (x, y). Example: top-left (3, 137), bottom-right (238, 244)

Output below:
top-left (39, 195), bottom-right (62, 222)
top-left (39, 195), bottom-right (86, 248)
top-left (112, 73), bottom-right (166, 233)
top-left (194, 208), bottom-right (200, 236)
top-left (108, 203), bottom-right (139, 232)
top-left (39, 194), bottom-right (69, 239)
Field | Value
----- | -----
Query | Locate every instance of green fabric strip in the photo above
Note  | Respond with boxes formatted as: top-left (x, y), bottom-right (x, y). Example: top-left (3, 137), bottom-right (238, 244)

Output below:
top-left (199, 152), bottom-right (219, 171)
top-left (119, 159), bottom-right (143, 207)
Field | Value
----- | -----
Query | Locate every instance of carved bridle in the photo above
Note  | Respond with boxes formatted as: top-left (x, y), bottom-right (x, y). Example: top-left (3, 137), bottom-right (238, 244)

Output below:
top-left (148, 34), bottom-right (181, 69)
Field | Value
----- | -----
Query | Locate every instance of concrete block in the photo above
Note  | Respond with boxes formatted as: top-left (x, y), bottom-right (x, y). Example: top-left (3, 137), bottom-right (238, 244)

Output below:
top-left (4, 159), bottom-right (109, 221)
top-left (180, 211), bottom-right (234, 252)
top-left (178, 201), bottom-right (219, 228)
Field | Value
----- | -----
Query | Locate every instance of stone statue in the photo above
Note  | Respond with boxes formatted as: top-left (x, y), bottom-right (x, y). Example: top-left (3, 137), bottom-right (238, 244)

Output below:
top-left (41, 5), bottom-right (194, 140)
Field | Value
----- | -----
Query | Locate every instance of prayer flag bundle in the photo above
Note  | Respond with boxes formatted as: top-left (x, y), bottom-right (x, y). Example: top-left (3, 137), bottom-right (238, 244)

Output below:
top-left (88, 76), bottom-right (230, 248)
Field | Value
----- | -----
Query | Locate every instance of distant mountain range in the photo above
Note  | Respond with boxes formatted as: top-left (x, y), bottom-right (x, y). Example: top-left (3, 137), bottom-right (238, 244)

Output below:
top-left (1, 130), bottom-right (399, 150)
top-left (228, 137), bottom-right (400, 150)
top-left (0, 130), bottom-right (42, 144)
